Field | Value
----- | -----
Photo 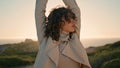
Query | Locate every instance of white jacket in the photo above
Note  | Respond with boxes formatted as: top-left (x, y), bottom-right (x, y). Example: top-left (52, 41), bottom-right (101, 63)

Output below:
top-left (33, 0), bottom-right (91, 68)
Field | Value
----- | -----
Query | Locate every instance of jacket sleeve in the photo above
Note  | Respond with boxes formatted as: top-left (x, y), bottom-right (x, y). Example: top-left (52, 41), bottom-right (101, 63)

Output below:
top-left (35, 0), bottom-right (48, 44)
top-left (62, 0), bottom-right (81, 39)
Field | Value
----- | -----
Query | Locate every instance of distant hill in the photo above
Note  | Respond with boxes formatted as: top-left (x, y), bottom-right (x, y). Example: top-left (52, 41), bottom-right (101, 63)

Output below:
top-left (0, 39), bottom-right (38, 55)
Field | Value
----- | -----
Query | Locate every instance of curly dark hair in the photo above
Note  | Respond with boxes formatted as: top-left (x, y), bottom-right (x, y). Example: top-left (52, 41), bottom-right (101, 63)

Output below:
top-left (44, 7), bottom-right (76, 41)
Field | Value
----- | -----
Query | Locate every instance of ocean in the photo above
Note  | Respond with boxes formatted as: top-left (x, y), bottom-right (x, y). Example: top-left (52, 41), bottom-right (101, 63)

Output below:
top-left (0, 38), bottom-right (120, 48)
top-left (81, 38), bottom-right (120, 48)
top-left (0, 39), bottom-right (25, 45)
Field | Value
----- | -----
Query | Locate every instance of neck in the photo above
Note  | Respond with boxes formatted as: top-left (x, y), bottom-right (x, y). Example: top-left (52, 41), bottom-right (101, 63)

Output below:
top-left (60, 30), bottom-right (69, 35)
top-left (59, 30), bottom-right (70, 41)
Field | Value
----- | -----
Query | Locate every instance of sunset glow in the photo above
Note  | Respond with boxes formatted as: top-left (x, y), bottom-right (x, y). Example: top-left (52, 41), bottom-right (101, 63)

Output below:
top-left (0, 0), bottom-right (120, 40)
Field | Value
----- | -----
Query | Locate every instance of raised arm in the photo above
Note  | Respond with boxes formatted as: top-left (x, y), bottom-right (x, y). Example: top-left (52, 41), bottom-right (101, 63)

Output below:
top-left (35, 0), bottom-right (48, 44)
top-left (62, 0), bottom-right (81, 38)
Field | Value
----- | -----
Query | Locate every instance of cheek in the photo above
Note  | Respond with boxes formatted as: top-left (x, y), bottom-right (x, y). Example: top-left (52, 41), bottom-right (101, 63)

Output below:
top-left (61, 24), bottom-right (67, 30)
top-left (62, 24), bottom-right (74, 32)
top-left (67, 24), bottom-right (74, 28)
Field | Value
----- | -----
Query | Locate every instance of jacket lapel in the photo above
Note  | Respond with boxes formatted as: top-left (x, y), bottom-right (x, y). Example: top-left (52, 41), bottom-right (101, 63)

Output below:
top-left (46, 34), bottom-right (91, 68)
top-left (62, 34), bottom-right (91, 67)
top-left (46, 38), bottom-right (60, 66)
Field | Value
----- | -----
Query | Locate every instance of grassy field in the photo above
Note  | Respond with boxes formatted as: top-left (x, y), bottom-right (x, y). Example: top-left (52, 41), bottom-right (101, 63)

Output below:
top-left (0, 39), bottom-right (38, 68)
top-left (88, 41), bottom-right (120, 68)
top-left (0, 39), bottom-right (120, 68)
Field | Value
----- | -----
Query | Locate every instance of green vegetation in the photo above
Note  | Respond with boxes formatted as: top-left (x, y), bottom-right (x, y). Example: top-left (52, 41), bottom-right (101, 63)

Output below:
top-left (88, 41), bottom-right (120, 68)
top-left (0, 39), bottom-right (120, 68)
top-left (0, 39), bottom-right (38, 67)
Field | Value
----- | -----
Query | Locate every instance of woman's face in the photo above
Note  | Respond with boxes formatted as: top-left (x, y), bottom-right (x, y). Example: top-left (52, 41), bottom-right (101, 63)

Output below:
top-left (61, 19), bottom-right (76, 33)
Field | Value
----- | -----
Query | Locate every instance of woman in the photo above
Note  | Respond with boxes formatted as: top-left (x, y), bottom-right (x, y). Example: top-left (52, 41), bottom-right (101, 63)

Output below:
top-left (34, 0), bottom-right (91, 68)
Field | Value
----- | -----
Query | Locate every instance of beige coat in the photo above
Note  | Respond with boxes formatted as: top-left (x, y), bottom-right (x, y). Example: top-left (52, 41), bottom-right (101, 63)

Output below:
top-left (33, 0), bottom-right (91, 68)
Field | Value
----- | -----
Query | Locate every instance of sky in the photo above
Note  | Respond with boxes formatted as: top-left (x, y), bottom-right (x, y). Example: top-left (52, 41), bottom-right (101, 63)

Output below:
top-left (0, 0), bottom-right (120, 40)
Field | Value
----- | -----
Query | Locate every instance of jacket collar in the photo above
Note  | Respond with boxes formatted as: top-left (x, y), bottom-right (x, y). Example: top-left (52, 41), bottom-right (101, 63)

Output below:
top-left (46, 33), bottom-right (91, 68)
top-left (59, 30), bottom-right (70, 42)
top-left (47, 31), bottom-right (70, 66)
